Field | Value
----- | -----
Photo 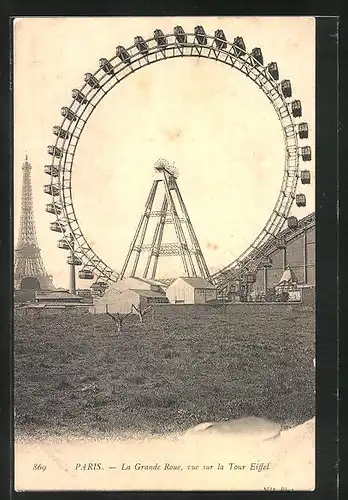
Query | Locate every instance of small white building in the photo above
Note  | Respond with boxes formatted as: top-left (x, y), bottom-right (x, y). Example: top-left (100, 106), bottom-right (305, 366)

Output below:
top-left (93, 277), bottom-right (168, 314)
top-left (166, 277), bottom-right (217, 304)
top-left (96, 288), bottom-right (169, 314)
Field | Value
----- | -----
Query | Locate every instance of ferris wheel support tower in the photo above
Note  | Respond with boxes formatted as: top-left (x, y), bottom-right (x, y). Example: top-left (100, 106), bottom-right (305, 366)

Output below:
top-left (118, 159), bottom-right (210, 281)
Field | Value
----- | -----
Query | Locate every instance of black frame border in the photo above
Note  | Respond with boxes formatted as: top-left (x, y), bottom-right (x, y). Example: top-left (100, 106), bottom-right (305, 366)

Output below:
top-left (0, 11), bottom-right (340, 500)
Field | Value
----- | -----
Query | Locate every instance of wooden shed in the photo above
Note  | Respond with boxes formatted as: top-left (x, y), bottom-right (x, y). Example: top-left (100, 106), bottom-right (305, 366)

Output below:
top-left (166, 277), bottom-right (217, 304)
top-left (93, 279), bottom-right (168, 314)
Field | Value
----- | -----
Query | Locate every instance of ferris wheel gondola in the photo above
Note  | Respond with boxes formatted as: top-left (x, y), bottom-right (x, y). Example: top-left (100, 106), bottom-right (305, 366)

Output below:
top-left (44, 26), bottom-right (312, 287)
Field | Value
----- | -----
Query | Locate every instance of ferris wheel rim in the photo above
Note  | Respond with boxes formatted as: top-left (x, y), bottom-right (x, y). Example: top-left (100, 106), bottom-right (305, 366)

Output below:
top-left (45, 29), bottom-right (309, 285)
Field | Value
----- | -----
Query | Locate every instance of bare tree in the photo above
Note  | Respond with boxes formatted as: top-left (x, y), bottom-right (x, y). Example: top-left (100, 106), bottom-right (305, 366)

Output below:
top-left (105, 304), bottom-right (132, 333)
top-left (131, 303), bottom-right (153, 323)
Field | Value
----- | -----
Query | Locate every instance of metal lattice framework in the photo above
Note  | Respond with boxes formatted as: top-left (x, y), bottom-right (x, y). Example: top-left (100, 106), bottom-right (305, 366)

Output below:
top-left (44, 27), bottom-right (312, 286)
top-left (15, 155), bottom-right (54, 290)
top-left (215, 212), bottom-right (315, 295)
top-left (118, 159), bottom-right (211, 281)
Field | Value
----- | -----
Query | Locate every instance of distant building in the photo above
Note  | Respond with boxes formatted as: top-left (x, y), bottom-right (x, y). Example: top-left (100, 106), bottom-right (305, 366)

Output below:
top-left (76, 288), bottom-right (93, 303)
top-left (252, 213), bottom-right (315, 292)
top-left (93, 277), bottom-right (168, 314)
top-left (14, 289), bottom-right (36, 303)
top-left (277, 266), bottom-right (298, 288)
top-left (275, 266), bottom-right (309, 302)
top-left (97, 288), bottom-right (169, 314)
top-left (166, 277), bottom-right (217, 304)
top-left (34, 289), bottom-right (86, 308)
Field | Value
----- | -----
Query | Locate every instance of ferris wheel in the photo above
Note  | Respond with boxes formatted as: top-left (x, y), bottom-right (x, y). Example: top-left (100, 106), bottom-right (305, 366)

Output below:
top-left (43, 26), bottom-right (312, 288)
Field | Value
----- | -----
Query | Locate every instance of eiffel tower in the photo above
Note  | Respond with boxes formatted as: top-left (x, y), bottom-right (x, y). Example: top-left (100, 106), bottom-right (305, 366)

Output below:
top-left (119, 159), bottom-right (210, 281)
top-left (14, 155), bottom-right (54, 290)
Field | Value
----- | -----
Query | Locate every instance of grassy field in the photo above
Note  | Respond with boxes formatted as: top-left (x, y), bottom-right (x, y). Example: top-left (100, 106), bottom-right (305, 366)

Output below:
top-left (14, 304), bottom-right (315, 440)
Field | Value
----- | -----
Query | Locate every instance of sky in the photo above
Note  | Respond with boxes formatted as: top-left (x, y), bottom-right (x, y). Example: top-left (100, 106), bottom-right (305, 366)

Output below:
top-left (14, 17), bottom-right (315, 288)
